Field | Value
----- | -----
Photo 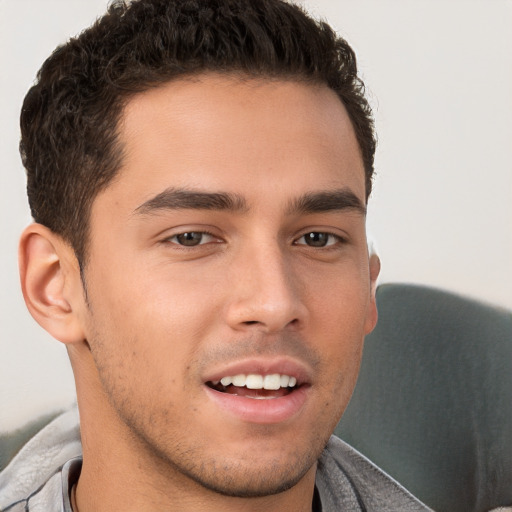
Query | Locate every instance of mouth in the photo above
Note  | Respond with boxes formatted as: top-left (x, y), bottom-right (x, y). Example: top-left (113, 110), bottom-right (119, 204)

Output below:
top-left (203, 359), bottom-right (311, 423)
top-left (206, 373), bottom-right (299, 400)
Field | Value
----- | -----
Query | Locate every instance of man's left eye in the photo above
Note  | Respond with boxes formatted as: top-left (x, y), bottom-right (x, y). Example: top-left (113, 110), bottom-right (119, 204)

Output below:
top-left (295, 232), bottom-right (340, 248)
top-left (168, 232), bottom-right (216, 247)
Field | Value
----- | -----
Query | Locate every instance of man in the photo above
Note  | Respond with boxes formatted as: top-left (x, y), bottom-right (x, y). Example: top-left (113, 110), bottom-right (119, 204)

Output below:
top-left (0, 0), bottom-right (431, 510)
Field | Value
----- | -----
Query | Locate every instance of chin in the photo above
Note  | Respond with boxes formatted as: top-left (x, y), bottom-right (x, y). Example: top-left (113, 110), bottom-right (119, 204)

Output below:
top-left (178, 455), bottom-right (316, 498)
top-left (150, 425), bottom-right (329, 498)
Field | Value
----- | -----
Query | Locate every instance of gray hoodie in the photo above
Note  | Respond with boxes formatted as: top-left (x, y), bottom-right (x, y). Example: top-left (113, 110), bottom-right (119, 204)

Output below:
top-left (0, 407), bottom-right (432, 511)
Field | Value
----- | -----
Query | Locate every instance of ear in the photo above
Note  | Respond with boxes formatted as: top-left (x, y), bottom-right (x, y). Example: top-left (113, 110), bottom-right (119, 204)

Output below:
top-left (364, 253), bottom-right (380, 334)
top-left (19, 223), bottom-right (86, 345)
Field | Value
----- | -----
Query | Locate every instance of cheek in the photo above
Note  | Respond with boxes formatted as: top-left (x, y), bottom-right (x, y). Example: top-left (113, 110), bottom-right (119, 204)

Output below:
top-left (90, 257), bottom-right (220, 331)
top-left (83, 265), bottom-right (220, 397)
top-left (306, 267), bottom-right (369, 387)
top-left (308, 263), bottom-right (371, 335)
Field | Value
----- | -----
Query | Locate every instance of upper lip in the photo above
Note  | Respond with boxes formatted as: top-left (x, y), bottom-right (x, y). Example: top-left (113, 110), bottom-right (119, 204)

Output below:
top-left (202, 357), bottom-right (312, 386)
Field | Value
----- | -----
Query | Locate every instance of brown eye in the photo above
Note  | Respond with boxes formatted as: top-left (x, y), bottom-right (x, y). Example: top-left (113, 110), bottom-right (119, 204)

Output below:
top-left (296, 232), bottom-right (338, 247)
top-left (173, 232), bottom-right (207, 246)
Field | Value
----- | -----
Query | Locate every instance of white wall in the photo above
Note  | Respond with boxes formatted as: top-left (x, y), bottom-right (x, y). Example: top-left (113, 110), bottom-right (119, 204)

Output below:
top-left (310, 0), bottom-right (512, 309)
top-left (1, 0), bottom-right (511, 432)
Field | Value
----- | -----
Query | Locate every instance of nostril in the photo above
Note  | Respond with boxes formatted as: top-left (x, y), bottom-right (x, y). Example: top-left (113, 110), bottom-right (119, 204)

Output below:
top-left (241, 318), bottom-right (300, 329)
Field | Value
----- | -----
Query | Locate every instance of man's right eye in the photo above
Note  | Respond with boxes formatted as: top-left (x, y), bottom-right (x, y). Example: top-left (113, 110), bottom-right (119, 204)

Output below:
top-left (166, 231), bottom-right (217, 247)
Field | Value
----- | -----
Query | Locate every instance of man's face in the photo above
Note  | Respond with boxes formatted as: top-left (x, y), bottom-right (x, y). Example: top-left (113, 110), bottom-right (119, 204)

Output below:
top-left (79, 75), bottom-right (378, 496)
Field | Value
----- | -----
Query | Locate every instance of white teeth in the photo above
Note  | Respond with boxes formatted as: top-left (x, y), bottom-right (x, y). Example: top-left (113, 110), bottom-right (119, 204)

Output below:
top-left (263, 374), bottom-right (281, 390)
top-left (246, 374), bottom-right (263, 389)
top-left (220, 376), bottom-right (232, 386)
top-left (232, 374), bottom-right (246, 387)
top-left (214, 373), bottom-right (298, 390)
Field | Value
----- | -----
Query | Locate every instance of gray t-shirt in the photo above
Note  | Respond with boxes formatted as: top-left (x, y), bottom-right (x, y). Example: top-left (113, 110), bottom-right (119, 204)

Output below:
top-left (0, 409), bottom-right (431, 511)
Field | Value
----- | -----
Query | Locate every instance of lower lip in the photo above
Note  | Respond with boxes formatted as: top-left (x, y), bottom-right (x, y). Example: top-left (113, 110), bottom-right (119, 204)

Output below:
top-left (204, 385), bottom-right (309, 424)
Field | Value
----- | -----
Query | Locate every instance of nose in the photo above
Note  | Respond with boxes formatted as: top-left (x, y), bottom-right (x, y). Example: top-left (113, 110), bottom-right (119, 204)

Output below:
top-left (225, 244), bottom-right (307, 334)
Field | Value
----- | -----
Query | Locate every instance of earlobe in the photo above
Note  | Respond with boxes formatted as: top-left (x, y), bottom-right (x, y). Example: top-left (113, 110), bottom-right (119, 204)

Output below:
top-left (19, 223), bottom-right (86, 345)
top-left (364, 253), bottom-right (381, 334)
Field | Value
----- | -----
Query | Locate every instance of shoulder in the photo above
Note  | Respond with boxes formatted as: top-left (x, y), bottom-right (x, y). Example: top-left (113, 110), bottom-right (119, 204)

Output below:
top-left (0, 407), bottom-right (82, 511)
top-left (316, 435), bottom-right (432, 511)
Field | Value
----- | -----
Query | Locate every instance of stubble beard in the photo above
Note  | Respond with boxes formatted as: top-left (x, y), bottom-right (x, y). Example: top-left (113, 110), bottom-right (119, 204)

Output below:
top-left (90, 346), bottom-right (329, 499)
top-left (115, 401), bottom-right (326, 499)
top-left (87, 320), bottom-right (338, 500)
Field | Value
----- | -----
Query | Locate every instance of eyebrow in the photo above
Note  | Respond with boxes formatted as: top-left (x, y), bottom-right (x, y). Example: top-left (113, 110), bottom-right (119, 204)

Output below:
top-left (287, 189), bottom-right (366, 216)
top-left (133, 187), bottom-right (366, 217)
top-left (134, 188), bottom-right (248, 215)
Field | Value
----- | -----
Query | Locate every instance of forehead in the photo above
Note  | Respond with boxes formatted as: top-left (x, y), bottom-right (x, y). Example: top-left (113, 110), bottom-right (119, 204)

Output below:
top-left (101, 74), bottom-right (365, 212)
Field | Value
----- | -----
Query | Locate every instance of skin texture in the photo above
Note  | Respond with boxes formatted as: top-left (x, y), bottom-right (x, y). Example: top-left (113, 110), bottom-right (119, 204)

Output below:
top-left (20, 75), bottom-right (379, 512)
